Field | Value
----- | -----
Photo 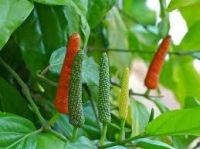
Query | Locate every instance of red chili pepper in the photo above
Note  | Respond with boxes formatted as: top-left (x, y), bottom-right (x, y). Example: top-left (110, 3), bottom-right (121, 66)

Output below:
top-left (54, 33), bottom-right (81, 113)
top-left (145, 35), bottom-right (171, 89)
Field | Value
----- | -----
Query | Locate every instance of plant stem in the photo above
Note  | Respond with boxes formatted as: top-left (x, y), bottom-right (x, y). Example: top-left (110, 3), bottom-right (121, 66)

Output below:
top-left (40, 65), bottom-right (50, 75)
top-left (99, 134), bottom-right (145, 149)
top-left (108, 122), bottom-right (120, 130)
top-left (99, 123), bottom-right (108, 146)
top-left (118, 119), bottom-right (125, 143)
top-left (111, 82), bottom-right (163, 98)
top-left (144, 89), bottom-right (150, 97)
top-left (49, 128), bottom-right (68, 142)
top-left (129, 89), bottom-right (163, 98)
top-left (71, 127), bottom-right (78, 141)
top-left (37, 70), bottom-right (57, 87)
top-left (87, 47), bottom-right (200, 57)
top-left (48, 113), bottom-right (60, 126)
top-left (0, 58), bottom-right (46, 125)
top-left (159, 0), bottom-right (166, 18)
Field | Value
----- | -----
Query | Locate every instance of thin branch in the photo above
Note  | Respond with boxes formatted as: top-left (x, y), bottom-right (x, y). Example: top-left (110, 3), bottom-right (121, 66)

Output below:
top-left (88, 47), bottom-right (156, 54)
top-left (129, 90), bottom-right (163, 98)
top-left (87, 47), bottom-right (200, 57)
top-left (108, 122), bottom-right (120, 130)
top-left (0, 58), bottom-right (46, 125)
top-left (111, 81), bottom-right (163, 98)
top-left (49, 128), bottom-right (68, 142)
top-left (40, 65), bottom-right (50, 75)
top-left (37, 70), bottom-right (57, 87)
top-left (110, 80), bottom-right (121, 88)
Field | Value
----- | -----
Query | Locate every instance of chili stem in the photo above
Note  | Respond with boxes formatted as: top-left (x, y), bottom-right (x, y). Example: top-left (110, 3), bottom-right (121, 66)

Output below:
top-left (71, 127), bottom-right (78, 141)
top-left (144, 89), bottom-right (150, 97)
top-left (99, 123), bottom-right (108, 146)
top-left (118, 119), bottom-right (126, 143)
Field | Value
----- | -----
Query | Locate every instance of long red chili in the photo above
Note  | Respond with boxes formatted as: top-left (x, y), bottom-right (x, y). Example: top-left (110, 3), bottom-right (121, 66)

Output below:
top-left (54, 33), bottom-right (81, 113)
top-left (145, 35), bottom-right (171, 89)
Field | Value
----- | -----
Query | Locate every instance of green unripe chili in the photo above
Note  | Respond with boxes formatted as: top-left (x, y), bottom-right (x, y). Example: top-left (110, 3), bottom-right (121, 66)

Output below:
top-left (98, 53), bottom-right (111, 124)
top-left (69, 50), bottom-right (85, 128)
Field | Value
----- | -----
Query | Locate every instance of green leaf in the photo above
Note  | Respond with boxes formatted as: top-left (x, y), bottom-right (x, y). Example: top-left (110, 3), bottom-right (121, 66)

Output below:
top-left (0, 0), bottom-right (33, 49)
top-left (179, 3), bottom-right (200, 28)
top-left (184, 96), bottom-right (200, 108)
top-left (167, 0), bottom-right (200, 11)
top-left (128, 26), bottom-right (159, 62)
top-left (49, 47), bottom-right (66, 74)
top-left (37, 132), bottom-right (65, 149)
top-left (49, 47), bottom-right (99, 85)
top-left (0, 112), bottom-right (36, 148)
top-left (82, 56), bottom-right (99, 85)
top-left (62, 104), bottom-right (100, 139)
top-left (0, 112), bottom-right (65, 149)
top-left (87, 0), bottom-right (116, 28)
top-left (179, 21), bottom-right (200, 50)
top-left (65, 1), bottom-right (90, 48)
top-left (82, 103), bottom-right (100, 139)
top-left (54, 114), bottom-right (73, 138)
top-left (135, 138), bottom-right (175, 149)
top-left (146, 107), bottom-right (200, 136)
top-left (152, 99), bottom-right (169, 113)
top-left (105, 7), bottom-right (131, 72)
top-left (15, 3), bottom-right (89, 77)
top-left (106, 7), bottom-right (128, 49)
top-left (123, 0), bottom-right (156, 25)
top-left (34, 0), bottom-right (70, 5)
top-left (0, 77), bottom-right (33, 119)
top-left (64, 136), bottom-right (96, 149)
top-left (46, 100), bottom-right (99, 139)
top-left (160, 57), bottom-right (200, 105)
top-left (178, 4), bottom-right (200, 55)
top-left (107, 146), bottom-right (126, 149)
top-left (172, 136), bottom-right (195, 149)
top-left (130, 99), bottom-right (149, 136)
top-left (7, 136), bottom-right (37, 149)
top-left (15, 6), bottom-right (67, 77)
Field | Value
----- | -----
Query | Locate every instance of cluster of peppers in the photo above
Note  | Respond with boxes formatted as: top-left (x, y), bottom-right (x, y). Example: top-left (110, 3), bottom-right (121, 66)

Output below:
top-left (54, 33), bottom-right (171, 144)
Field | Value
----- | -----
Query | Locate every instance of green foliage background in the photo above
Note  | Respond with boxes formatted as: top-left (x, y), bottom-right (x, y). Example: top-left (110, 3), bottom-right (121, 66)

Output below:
top-left (0, 0), bottom-right (200, 148)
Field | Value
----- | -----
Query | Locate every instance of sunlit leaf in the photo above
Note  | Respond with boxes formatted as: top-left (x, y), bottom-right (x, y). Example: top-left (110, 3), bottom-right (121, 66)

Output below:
top-left (167, 0), bottom-right (200, 11)
top-left (146, 107), bottom-right (200, 136)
